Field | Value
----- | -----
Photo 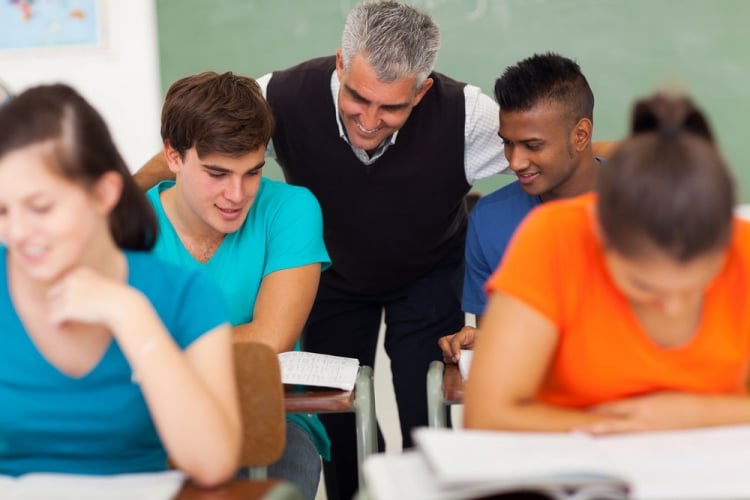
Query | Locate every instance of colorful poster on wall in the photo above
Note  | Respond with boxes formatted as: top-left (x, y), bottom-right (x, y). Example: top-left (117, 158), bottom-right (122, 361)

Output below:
top-left (0, 0), bottom-right (101, 52)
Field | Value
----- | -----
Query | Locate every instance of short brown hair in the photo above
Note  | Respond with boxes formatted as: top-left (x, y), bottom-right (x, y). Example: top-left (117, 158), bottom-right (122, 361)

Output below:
top-left (161, 71), bottom-right (274, 158)
top-left (597, 93), bottom-right (735, 261)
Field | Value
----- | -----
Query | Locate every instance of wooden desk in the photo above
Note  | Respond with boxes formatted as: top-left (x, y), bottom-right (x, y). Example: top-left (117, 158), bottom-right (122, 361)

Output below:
top-left (177, 479), bottom-right (301, 499)
top-left (283, 366), bottom-right (377, 491)
top-left (284, 386), bottom-right (356, 414)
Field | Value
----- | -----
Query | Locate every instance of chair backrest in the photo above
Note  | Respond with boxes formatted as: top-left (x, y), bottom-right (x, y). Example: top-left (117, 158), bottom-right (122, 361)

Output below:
top-left (233, 341), bottom-right (286, 469)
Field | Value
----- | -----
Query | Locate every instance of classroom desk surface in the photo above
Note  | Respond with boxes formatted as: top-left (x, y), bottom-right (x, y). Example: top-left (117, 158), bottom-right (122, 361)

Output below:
top-left (177, 479), bottom-right (300, 499)
top-left (283, 385), bottom-right (356, 414)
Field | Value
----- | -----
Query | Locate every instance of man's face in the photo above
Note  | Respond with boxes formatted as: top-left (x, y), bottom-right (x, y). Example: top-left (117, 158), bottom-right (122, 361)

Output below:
top-left (499, 101), bottom-right (582, 201)
top-left (335, 49), bottom-right (433, 154)
top-left (165, 145), bottom-right (266, 237)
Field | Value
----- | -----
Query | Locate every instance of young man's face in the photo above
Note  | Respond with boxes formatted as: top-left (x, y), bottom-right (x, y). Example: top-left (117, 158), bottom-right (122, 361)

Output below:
top-left (165, 145), bottom-right (266, 237)
top-left (335, 49), bottom-right (433, 154)
top-left (499, 101), bottom-right (584, 201)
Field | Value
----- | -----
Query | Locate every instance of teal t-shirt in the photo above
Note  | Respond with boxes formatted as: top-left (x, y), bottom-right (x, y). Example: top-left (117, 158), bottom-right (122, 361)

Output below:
top-left (0, 249), bottom-right (228, 476)
top-left (146, 177), bottom-right (332, 459)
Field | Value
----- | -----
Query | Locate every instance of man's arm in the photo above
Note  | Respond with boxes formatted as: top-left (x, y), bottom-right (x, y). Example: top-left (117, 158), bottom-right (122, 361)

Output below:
top-left (233, 264), bottom-right (321, 353)
top-left (439, 205), bottom-right (490, 363)
top-left (134, 150), bottom-right (175, 191)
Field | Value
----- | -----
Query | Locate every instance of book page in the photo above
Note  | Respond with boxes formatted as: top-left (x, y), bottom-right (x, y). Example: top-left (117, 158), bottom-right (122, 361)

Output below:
top-left (0, 470), bottom-right (186, 500)
top-left (364, 451), bottom-right (627, 500)
top-left (414, 425), bottom-right (750, 499)
top-left (596, 425), bottom-right (750, 499)
top-left (278, 351), bottom-right (360, 391)
top-left (413, 428), bottom-right (612, 487)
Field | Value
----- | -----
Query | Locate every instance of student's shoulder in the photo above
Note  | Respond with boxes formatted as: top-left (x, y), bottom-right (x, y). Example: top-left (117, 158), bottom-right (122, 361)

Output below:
top-left (472, 181), bottom-right (540, 219)
top-left (258, 178), bottom-right (321, 209)
top-left (521, 193), bottom-right (595, 238)
top-left (144, 180), bottom-right (175, 207)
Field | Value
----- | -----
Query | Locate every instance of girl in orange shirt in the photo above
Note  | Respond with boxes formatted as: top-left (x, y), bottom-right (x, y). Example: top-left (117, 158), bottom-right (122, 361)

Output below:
top-left (465, 93), bottom-right (750, 434)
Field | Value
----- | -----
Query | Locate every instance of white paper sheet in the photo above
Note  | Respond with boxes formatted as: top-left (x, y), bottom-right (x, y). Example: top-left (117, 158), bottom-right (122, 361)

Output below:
top-left (278, 351), bottom-right (360, 391)
top-left (0, 470), bottom-right (186, 500)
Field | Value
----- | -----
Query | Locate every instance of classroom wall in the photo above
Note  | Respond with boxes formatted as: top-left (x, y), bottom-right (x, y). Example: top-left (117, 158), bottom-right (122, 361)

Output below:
top-left (155, 0), bottom-right (750, 201)
top-left (0, 0), bottom-right (162, 173)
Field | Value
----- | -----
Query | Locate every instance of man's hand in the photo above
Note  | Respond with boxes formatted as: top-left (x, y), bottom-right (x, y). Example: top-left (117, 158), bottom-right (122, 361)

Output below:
top-left (438, 325), bottom-right (478, 364)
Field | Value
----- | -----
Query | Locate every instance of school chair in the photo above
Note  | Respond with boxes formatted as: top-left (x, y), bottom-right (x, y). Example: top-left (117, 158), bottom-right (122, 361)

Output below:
top-left (283, 365), bottom-right (377, 491)
top-left (175, 342), bottom-right (300, 499)
top-left (233, 341), bottom-right (286, 479)
top-left (426, 360), bottom-right (464, 428)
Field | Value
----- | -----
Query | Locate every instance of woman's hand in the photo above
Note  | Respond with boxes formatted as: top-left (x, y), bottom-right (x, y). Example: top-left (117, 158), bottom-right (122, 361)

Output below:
top-left (47, 266), bottom-right (142, 329)
top-left (578, 392), bottom-right (712, 435)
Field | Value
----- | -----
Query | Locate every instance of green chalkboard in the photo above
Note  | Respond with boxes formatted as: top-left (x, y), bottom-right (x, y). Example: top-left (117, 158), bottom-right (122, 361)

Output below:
top-left (156, 0), bottom-right (750, 201)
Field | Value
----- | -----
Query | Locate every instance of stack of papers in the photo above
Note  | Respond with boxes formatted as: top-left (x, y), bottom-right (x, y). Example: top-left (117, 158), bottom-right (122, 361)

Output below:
top-left (364, 425), bottom-right (750, 499)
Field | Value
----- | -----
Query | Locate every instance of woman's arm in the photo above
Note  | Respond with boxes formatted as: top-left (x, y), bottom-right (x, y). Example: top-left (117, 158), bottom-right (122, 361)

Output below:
top-left (48, 267), bottom-right (241, 487)
top-left (233, 263), bottom-right (322, 352)
top-left (463, 291), bottom-right (613, 431)
top-left (464, 290), bottom-right (750, 434)
top-left (579, 391), bottom-right (750, 434)
top-left (135, 322), bottom-right (241, 486)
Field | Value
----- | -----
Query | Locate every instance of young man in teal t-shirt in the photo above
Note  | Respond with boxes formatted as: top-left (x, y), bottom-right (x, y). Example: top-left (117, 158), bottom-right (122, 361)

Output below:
top-left (145, 71), bottom-right (331, 500)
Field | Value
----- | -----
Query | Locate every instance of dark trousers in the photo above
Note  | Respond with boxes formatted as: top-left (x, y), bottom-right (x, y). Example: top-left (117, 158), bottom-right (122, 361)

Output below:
top-left (302, 260), bottom-right (464, 500)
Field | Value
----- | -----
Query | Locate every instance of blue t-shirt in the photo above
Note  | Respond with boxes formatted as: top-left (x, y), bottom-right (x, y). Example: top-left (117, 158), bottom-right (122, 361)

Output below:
top-left (462, 181), bottom-right (541, 316)
top-left (146, 177), bottom-right (332, 459)
top-left (0, 249), bottom-right (228, 476)
top-left (463, 159), bottom-right (605, 316)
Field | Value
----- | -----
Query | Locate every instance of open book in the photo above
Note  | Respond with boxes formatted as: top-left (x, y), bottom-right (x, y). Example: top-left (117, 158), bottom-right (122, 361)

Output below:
top-left (0, 470), bottom-right (186, 500)
top-left (278, 351), bottom-right (360, 391)
top-left (365, 425), bottom-right (750, 499)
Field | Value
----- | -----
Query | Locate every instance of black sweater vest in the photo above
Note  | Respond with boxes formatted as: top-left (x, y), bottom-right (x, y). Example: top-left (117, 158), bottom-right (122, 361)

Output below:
top-left (267, 56), bottom-right (470, 295)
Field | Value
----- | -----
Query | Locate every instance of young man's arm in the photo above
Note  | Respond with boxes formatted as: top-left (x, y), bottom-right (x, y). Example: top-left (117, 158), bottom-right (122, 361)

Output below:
top-left (233, 264), bottom-right (322, 353)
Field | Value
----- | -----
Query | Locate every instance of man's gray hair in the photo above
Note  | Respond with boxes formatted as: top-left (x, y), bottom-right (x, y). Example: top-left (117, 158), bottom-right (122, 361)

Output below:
top-left (341, 1), bottom-right (441, 87)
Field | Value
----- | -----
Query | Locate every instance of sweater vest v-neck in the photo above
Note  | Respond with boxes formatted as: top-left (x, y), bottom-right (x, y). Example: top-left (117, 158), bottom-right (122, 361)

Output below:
top-left (267, 56), bottom-right (470, 295)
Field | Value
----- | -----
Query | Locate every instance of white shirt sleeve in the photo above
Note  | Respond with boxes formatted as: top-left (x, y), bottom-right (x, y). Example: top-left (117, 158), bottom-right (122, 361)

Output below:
top-left (463, 84), bottom-right (509, 185)
top-left (256, 72), bottom-right (276, 160)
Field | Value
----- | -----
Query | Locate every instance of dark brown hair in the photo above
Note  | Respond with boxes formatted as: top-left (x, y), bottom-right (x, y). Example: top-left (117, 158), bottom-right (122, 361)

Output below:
top-left (161, 71), bottom-right (274, 158)
top-left (597, 93), bottom-right (735, 261)
top-left (0, 84), bottom-right (157, 250)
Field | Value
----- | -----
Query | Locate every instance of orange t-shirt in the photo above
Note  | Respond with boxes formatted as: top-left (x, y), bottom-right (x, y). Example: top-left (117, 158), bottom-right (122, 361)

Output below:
top-left (486, 193), bottom-right (750, 408)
